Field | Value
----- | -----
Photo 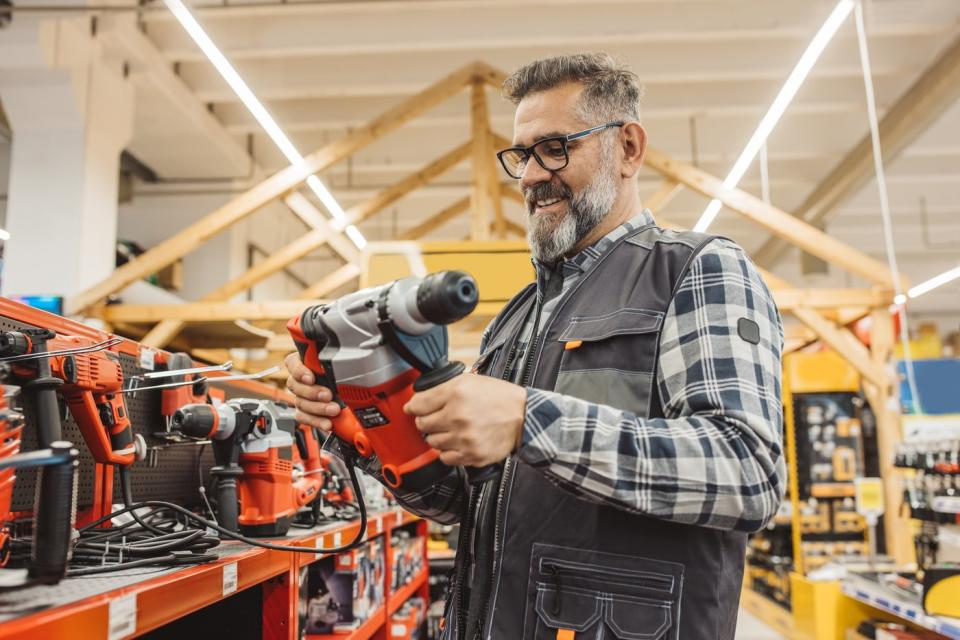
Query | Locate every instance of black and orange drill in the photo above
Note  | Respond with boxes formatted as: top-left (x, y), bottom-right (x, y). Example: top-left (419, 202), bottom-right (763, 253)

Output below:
top-left (286, 270), bottom-right (494, 490)
top-left (0, 329), bottom-right (135, 466)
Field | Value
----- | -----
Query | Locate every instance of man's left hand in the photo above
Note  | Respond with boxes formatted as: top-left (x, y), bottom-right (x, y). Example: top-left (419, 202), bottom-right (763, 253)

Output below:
top-left (404, 373), bottom-right (527, 467)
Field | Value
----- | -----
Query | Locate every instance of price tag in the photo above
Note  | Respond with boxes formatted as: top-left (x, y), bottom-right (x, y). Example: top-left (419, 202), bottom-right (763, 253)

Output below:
top-left (222, 562), bottom-right (238, 596)
top-left (854, 477), bottom-right (885, 523)
top-left (332, 531), bottom-right (342, 547)
top-left (139, 347), bottom-right (156, 371)
top-left (108, 593), bottom-right (137, 640)
top-left (396, 511), bottom-right (403, 526)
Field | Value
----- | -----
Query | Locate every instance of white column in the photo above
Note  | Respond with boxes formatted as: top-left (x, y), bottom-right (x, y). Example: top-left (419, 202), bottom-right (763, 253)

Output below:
top-left (0, 12), bottom-right (133, 300)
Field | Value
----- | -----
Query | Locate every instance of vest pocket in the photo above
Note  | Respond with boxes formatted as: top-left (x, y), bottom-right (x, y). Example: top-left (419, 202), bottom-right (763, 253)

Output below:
top-left (524, 544), bottom-right (682, 640)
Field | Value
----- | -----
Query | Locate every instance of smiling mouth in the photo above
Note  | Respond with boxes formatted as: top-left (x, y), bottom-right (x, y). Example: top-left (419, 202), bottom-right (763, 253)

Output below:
top-left (530, 197), bottom-right (567, 214)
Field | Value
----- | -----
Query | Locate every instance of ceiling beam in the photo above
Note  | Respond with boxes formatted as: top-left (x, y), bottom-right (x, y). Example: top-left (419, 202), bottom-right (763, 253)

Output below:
top-left (100, 16), bottom-right (250, 174)
top-left (753, 32), bottom-right (960, 267)
top-left (641, 147), bottom-right (907, 289)
top-left (69, 61), bottom-right (479, 314)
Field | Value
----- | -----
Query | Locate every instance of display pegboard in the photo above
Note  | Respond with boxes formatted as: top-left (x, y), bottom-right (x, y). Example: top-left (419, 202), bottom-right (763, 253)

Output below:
top-left (2, 314), bottom-right (280, 513)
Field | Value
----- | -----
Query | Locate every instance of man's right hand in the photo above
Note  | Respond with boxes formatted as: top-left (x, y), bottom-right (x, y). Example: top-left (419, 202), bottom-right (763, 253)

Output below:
top-left (283, 352), bottom-right (341, 432)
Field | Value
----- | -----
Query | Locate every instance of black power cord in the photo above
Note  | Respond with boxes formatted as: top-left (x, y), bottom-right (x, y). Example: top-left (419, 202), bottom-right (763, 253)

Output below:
top-left (117, 460), bottom-right (369, 557)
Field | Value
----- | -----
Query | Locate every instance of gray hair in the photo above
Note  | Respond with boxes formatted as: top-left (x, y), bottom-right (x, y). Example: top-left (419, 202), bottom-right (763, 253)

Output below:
top-left (502, 53), bottom-right (643, 124)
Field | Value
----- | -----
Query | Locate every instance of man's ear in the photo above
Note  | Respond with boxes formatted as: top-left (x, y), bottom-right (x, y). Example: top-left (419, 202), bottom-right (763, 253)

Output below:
top-left (620, 122), bottom-right (647, 179)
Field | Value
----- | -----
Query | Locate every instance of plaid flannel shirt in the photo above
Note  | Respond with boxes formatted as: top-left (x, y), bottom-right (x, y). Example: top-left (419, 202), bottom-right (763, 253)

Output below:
top-left (392, 211), bottom-right (786, 533)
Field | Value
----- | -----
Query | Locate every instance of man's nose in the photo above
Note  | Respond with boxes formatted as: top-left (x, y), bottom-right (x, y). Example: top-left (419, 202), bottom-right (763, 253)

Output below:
top-left (519, 157), bottom-right (552, 190)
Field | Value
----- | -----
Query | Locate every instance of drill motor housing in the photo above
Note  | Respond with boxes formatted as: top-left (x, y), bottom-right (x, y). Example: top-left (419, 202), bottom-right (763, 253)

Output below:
top-left (173, 398), bottom-right (324, 537)
top-left (287, 270), bottom-right (479, 491)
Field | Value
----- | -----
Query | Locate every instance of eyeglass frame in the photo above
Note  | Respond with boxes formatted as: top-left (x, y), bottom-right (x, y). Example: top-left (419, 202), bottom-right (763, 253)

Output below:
top-left (496, 121), bottom-right (625, 179)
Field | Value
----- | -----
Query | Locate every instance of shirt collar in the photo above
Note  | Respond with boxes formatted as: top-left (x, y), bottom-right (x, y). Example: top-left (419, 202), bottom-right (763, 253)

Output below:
top-left (533, 209), bottom-right (655, 283)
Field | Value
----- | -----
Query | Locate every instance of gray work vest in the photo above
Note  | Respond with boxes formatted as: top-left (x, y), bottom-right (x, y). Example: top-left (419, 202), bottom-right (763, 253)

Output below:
top-left (452, 223), bottom-right (747, 640)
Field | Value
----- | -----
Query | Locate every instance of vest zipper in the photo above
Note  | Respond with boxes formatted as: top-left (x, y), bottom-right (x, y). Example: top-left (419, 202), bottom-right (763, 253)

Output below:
top-left (459, 324), bottom-right (525, 640)
top-left (456, 485), bottom-right (479, 640)
top-left (474, 302), bottom-right (541, 639)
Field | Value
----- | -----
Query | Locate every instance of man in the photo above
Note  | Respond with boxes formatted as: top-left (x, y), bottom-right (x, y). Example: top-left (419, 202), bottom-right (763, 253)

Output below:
top-left (285, 53), bottom-right (785, 640)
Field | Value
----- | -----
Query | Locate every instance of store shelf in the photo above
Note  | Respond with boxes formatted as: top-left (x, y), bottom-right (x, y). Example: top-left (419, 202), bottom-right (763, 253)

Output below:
top-left (739, 586), bottom-right (795, 638)
top-left (388, 568), bottom-right (428, 615)
top-left (842, 576), bottom-right (960, 640)
top-left (306, 603), bottom-right (386, 640)
top-left (0, 507), bottom-right (420, 640)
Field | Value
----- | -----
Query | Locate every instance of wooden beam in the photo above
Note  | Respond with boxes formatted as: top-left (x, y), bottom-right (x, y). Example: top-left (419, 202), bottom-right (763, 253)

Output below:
top-left (297, 263), bottom-right (362, 300)
top-left (501, 184), bottom-right (524, 206)
top-left (473, 61), bottom-right (508, 90)
top-left (860, 308), bottom-right (913, 566)
top-left (470, 81), bottom-right (501, 239)
top-left (68, 62), bottom-right (477, 314)
top-left (753, 33), bottom-right (960, 267)
top-left (100, 300), bottom-right (324, 323)
top-left (791, 308), bottom-right (888, 387)
top-left (283, 191), bottom-right (360, 263)
top-left (347, 141), bottom-right (470, 226)
top-left (399, 196), bottom-right (471, 240)
top-left (643, 147), bottom-right (905, 289)
top-left (773, 288), bottom-right (892, 311)
top-left (502, 218), bottom-right (525, 237)
top-left (645, 180), bottom-right (684, 214)
top-left (138, 143), bottom-right (471, 348)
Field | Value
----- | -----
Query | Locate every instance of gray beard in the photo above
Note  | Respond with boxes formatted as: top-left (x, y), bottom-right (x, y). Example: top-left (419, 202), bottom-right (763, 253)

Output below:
top-left (526, 163), bottom-right (619, 264)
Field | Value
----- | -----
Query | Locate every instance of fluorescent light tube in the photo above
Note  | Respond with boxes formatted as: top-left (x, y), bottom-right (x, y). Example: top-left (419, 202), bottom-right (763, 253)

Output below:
top-left (907, 264), bottom-right (960, 300)
top-left (163, 0), bottom-right (365, 248)
top-left (694, 0), bottom-right (854, 231)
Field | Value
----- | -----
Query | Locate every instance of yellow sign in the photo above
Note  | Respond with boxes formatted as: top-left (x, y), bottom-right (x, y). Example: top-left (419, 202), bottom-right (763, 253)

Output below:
top-left (854, 477), bottom-right (885, 517)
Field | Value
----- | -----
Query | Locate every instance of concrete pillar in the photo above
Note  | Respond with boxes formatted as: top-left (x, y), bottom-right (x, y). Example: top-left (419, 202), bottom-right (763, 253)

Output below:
top-left (0, 12), bottom-right (133, 300)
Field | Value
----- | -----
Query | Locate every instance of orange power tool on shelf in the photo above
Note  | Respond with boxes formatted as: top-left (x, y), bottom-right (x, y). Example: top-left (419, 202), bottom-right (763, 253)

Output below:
top-left (286, 270), bottom-right (490, 490)
top-left (0, 329), bottom-right (135, 465)
top-left (171, 398), bottom-right (325, 536)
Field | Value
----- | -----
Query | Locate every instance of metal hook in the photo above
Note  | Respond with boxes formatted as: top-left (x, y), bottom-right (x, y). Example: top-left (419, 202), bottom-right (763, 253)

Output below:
top-left (206, 365), bottom-right (282, 383)
top-left (0, 337), bottom-right (123, 363)
top-left (140, 361), bottom-right (233, 380)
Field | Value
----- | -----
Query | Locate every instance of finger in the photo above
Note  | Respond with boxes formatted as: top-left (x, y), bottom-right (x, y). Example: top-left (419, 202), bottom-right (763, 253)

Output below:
top-left (423, 430), bottom-right (456, 451)
top-left (438, 450), bottom-right (466, 467)
top-left (414, 412), bottom-right (452, 435)
top-left (295, 411), bottom-right (332, 432)
top-left (286, 377), bottom-right (333, 403)
top-left (284, 352), bottom-right (314, 385)
top-left (404, 385), bottom-right (451, 416)
top-left (295, 397), bottom-right (341, 418)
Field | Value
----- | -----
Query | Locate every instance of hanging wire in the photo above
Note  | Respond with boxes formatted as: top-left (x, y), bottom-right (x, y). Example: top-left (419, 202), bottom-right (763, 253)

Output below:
top-left (853, 0), bottom-right (923, 414)
top-left (759, 141), bottom-right (771, 205)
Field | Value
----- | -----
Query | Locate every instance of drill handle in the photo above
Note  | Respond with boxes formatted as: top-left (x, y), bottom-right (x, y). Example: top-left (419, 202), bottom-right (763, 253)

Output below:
top-left (65, 391), bottom-right (135, 466)
top-left (287, 316), bottom-right (344, 408)
top-left (411, 361), bottom-right (499, 485)
top-left (214, 473), bottom-right (240, 533)
top-left (28, 442), bottom-right (78, 585)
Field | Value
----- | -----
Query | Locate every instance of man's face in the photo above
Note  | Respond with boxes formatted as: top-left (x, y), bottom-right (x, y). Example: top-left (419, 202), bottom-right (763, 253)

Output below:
top-left (512, 83), bottom-right (621, 263)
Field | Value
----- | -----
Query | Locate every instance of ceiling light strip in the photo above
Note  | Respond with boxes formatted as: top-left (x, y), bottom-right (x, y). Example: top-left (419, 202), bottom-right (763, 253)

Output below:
top-left (163, 0), bottom-right (365, 248)
top-left (694, 0), bottom-right (854, 231)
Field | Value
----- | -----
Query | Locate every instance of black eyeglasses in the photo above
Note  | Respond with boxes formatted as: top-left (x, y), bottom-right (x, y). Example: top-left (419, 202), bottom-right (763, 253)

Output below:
top-left (496, 121), bottom-right (624, 179)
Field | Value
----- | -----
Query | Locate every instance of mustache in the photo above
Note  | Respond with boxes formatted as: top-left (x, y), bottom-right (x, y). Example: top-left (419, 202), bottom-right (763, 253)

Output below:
top-left (523, 181), bottom-right (572, 209)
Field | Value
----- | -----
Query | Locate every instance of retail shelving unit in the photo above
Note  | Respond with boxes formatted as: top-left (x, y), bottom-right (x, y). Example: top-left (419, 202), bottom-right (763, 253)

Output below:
top-left (0, 507), bottom-right (427, 640)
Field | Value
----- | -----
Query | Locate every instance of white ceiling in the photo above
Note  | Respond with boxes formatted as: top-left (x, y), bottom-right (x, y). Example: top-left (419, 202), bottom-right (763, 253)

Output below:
top-left (9, 0), bottom-right (960, 320)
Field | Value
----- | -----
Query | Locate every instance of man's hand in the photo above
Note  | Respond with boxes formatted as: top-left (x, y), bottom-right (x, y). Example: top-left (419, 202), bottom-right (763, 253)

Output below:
top-left (284, 352), bottom-right (341, 432)
top-left (403, 373), bottom-right (527, 467)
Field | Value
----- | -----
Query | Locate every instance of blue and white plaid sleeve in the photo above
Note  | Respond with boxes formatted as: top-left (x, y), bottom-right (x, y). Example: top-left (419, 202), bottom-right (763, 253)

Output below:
top-left (517, 238), bottom-right (786, 532)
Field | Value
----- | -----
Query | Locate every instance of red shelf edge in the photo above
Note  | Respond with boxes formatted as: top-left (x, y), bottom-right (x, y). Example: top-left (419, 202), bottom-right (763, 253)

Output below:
top-left (0, 507), bottom-right (419, 639)
top-left (304, 602), bottom-right (385, 640)
top-left (387, 568), bottom-right (429, 615)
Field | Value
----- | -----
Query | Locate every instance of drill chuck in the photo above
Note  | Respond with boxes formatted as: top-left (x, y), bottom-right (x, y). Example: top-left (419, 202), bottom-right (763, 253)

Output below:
top-left (172, 404), bottom-right (219, 439)
top-left (415, 271), bottom-right (478, 325)
top-left (0, 332), bottom-right (30, 358)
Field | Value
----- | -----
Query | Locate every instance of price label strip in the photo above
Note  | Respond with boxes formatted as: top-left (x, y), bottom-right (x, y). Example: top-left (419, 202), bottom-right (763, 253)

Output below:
top-left (222, 562), bottom-right (238, 596)
top-left (108, 594), bottom-right (137, 640)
